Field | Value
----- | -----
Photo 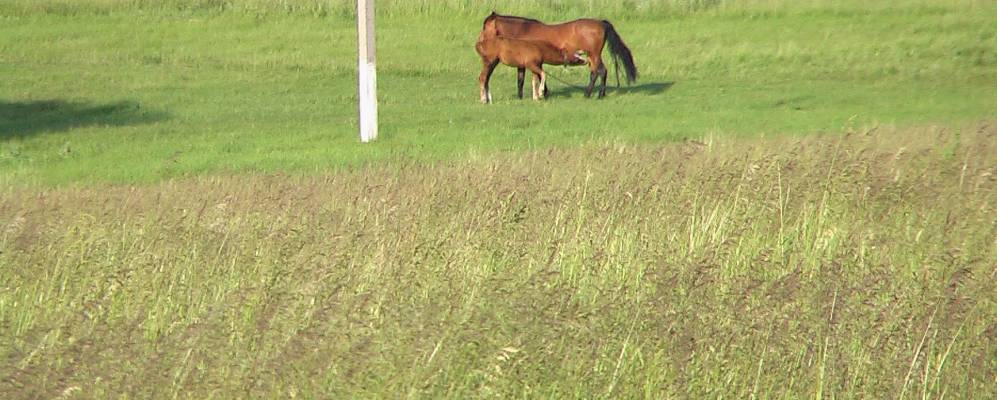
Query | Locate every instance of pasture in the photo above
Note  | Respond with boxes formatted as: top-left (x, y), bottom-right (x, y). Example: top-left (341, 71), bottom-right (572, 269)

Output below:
top-left (1, 0), bottom-right (995, 398)
top-left (1, 0), bottom-right (994, 186)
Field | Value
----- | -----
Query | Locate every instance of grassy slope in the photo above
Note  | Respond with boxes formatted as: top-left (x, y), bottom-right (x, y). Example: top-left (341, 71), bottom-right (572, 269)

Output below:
top-left (1, 1), bottom-right (995, 186)
top-left (1, 124), bottom-right (994, 398)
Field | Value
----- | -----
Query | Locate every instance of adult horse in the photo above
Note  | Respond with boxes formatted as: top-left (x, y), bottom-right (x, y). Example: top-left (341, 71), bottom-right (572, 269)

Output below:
top-left (479, 11), bottom-right (638, 99)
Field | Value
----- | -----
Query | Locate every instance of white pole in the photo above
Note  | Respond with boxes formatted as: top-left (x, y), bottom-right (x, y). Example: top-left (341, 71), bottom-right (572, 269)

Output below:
top-left (357, 0), bottom-right (378, 142)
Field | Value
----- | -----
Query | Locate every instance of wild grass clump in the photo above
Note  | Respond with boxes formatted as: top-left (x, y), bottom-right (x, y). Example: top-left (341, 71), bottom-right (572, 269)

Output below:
top-left (1, 123), bottom-right (994, 397)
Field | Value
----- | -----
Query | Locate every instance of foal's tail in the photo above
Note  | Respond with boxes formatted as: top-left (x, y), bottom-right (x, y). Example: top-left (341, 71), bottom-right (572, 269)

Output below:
top-left (602, 20), bottom-right (638, 85)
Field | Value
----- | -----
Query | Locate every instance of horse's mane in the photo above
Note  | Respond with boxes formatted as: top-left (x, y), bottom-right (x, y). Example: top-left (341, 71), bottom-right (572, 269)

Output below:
top-left (483, 11), bottom-right (543, 27)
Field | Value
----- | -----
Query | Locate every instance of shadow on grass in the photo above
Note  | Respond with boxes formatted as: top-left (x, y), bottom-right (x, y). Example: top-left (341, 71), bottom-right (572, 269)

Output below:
top-left (548, 81), bottom-right (675, 98)
top-left (0, 100), bottom-right (168, 139)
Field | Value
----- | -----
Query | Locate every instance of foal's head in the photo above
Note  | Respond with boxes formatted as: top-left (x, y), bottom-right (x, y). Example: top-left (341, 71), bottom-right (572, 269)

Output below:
top-left (481, 12), bottom-right (499, 35)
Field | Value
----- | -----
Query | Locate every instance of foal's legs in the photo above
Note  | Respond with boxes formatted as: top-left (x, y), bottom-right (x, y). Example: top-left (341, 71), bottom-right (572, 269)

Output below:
top-left (479, 59), bottom-right (499, 103)
top-left (527, 64), bottom-right (545, 101)
top-left (517, 68), bottom-right (526, 99)
top-left (539, 71), bottom-right (547, 100)
top-left (522, 64), bottom-right (550, 98)
top-left (530, 74), bottom-right (538, 100)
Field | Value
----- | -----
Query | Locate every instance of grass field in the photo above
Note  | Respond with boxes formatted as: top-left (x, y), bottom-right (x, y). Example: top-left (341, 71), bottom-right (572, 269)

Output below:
top-left (1, 0), bottom-right (994, 186)
top-left (1, 0), bottom-right (996, 398)
top-left (2, 124), bottom-right (995, 398)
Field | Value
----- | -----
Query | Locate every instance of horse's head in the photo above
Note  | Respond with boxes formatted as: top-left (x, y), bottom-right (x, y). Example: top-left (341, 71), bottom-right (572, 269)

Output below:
top-left (480, 13), bottom-right (502, 45)
top-left (482, 11), bottom-right (498, 32)
top-left (477, 13), bottom-right (499, 55)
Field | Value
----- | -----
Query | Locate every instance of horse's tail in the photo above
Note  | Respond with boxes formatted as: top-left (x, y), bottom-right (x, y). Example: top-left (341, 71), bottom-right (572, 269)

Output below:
top-left (602, 20), bottom-right (638, 85)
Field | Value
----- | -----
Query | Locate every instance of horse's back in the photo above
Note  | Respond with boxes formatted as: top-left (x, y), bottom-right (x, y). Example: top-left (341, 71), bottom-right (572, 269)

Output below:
top-left (550, 18), bottom-right (602, 28)
top-left (496, 16), bottom-right (605, 52)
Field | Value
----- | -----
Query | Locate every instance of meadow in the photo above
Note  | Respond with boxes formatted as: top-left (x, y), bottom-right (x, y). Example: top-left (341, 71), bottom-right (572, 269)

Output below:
top-left (1, 0), bottom-right (994, 186)
top-left (1, 0), bottom-right (996, 398)
top-left (2, 124), bottom-right (995, 398)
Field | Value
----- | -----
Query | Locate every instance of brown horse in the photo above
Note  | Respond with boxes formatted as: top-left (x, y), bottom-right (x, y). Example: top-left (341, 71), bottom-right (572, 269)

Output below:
top-left (480, 11), bottom-right (638, 99)
top-left (475, 35), bottom-right (586, 103)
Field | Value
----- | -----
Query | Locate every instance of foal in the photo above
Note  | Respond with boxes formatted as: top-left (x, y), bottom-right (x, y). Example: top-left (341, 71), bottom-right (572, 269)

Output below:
top-left (475, 36), bottom-right (585, 103)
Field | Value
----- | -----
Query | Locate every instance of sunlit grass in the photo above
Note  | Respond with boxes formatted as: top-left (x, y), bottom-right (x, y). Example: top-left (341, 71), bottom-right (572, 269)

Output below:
top-left (1, 0), bottom-right (994, 186)
top-left (1, 3), bottom-right (995, 397)
top-left (1, 124), bottom-right (994, 397)
top-left (0, 0), bottom-right (992, 18)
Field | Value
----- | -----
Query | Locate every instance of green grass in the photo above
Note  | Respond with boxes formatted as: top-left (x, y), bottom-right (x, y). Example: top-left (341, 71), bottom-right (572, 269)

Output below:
top-left (2, 2), bottom-right (996, 398)
top-left (1, 0), bottom-right (994, 186)
top-left (2, 124), bottom-right (994, 398)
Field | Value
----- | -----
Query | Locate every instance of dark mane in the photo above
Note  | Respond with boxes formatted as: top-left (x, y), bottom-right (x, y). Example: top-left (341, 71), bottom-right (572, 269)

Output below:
top-left (490, 11), bottom-right (543, 24)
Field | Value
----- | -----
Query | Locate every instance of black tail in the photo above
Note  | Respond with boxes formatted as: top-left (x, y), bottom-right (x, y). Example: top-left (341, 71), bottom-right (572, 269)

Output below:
top-left (602, 20), bottom-right (638, 85)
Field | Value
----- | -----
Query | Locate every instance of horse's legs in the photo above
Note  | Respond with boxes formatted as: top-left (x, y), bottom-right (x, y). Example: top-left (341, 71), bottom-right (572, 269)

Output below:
top-left (585, 70), bottom-right (597, 98)
top-left (598, 61), bottom-right (609, 98)
top-left (517, 68), bottom-right (526, 99)
top-left (615, 60), bottom-right (621, 87)
top-left (585, 53), bottom-right (603, 98)
top-left (479, 59), bottom-right (499, 104)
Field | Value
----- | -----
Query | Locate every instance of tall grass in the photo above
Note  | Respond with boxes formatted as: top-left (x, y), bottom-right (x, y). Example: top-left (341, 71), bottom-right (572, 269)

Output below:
top-left (1, 0), bottom-right (741, 17)
top-left (1, 124), bottom-right (994, 397)
top-left (1, 0), bottom-right (992, 18)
